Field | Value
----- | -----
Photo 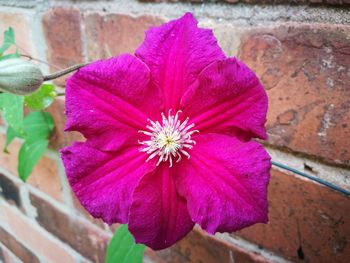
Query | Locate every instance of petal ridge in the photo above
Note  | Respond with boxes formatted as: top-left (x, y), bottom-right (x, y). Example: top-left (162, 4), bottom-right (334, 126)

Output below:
top-left (181, 57), bottom-right (268, 140)
top-left (136, 12), bottom-right (225, 112)
top-left (174, 133), bottom-right (271, 234)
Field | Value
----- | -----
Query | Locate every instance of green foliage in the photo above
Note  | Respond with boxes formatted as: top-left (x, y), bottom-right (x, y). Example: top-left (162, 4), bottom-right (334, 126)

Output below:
top-left (0, 93), bottom-right (24, 133)
top-left (0, 27), bottom-right (15, 55)
top-left (25, 84), bottom-right (57, 110)
top-left (0, 28), bottom-right (56, 181)
top-left (19, 112), bottom-right (54, 181)
top-left (0, 97), bottom-right (54, 181)
top-left (23, 111), bottom-right (54, 140)
top-left (4, 126), bottom-right (17, 153)
top-left (106, 225), bottom-right (145, 263)
top-left (18, 139), bottom-right (48, 181)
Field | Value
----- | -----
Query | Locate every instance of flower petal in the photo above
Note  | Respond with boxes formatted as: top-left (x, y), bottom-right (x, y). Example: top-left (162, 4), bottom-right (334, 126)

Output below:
top-left (136, 13), bottom-right (225, 112)
top-left (181, 58), bottom-right (268, 140)
top-left (128, 165), bottom-right (194, 250)
top-left (174, 133), bottom-right (271, 234)
top-left (65, 54), bottom-right (162, 151)
top-left (60, 142), bottom-right (155, 224)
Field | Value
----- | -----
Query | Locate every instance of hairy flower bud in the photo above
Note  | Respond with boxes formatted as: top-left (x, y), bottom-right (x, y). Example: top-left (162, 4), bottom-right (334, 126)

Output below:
top-left (0, 58), bottom-right (44, 95)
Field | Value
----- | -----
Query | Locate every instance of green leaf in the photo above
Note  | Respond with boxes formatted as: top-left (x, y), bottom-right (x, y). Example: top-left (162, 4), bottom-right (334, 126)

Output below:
top-left (17, 112), bottom-right (54, 180)
top-left (0, 93), bottom-right (24, 133)
top-left (24, 84), bottom-right (57, 110)
top-left (23, 111), bottom-right (54, 140)
top-left (0, 27), bottom-right (15, 55)
top-left (4, 126), bottom-right (18, 153)
top-left (106, 225), bottom-right (145, 263)
top-left (18, 139), bottom-right (48, 181)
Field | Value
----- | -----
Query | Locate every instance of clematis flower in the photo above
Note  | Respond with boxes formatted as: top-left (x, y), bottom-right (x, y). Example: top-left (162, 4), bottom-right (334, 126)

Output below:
top-left (61, 13), bottom-right (271, 250)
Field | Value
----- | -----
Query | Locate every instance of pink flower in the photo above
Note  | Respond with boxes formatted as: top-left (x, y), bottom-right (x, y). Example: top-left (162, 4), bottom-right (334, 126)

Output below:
top-left (61, 13), bottom-right (271, 250)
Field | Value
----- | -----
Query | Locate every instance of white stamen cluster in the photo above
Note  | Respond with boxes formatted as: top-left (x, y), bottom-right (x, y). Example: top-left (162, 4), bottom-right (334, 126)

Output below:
top-left (138, 110), bottom-right (198, 167)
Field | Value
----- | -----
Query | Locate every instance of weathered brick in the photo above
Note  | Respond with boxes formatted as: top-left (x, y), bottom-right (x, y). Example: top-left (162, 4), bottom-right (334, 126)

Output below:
top-left (42, 7), bottom-right (84, 86)
top-left (84, 13), bottom-right (164, 61)
top-left (46, 97), bottom-right (84, 150)
top-left (72, 194), bottom-right (108, 230)
top-left (0, 133), bottom-right (64, 202)
top-left (238, 24), bottom-right (350, 166)
top-left (0, 200), bottom-right (79, 263)
top-left (0, 173), bottom-right (21, 208)
top-left (200, 21), bottom-right (246, 57)
top-left (0, 227), bottom-right (40, 263)
top-left (30, 192), bottom-right (111, 263)
top-left (0, 242), bottom-right (22, 263)
top-left (235, 168), bottom-right (350, 262)
top-left (0, 12), bottom-right (37, 57)
top-left (148, 228), bottom-right (271, 263)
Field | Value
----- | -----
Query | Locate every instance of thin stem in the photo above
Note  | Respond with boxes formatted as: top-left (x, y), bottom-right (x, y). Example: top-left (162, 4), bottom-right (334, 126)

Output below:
top-left (271, 161), bottom-right (350, 196)
top-left (56, 92), bottom-right (65, 96)
top-left (43, 63), bottom-right (88, 81)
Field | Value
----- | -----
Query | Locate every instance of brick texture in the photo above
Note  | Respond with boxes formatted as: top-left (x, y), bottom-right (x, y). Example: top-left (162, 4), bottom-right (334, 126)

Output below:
top-left (0, 134), bottom-right (64, 202)
top-left (149, 228), bottom-right (270, 263)
top-left (30, 192), bottom-right (111, 263)
top-left (84, 13), bottom-right (164, 60)
top-left (0, 227), bottom-right (40, 263)
top-left (238, 24), bottom-right (350, 166)
top-left (42, 7), bottom-right (84, 86)
top-left (47, 97), bottom-right (84, 150)
top-left (0, 200), bottom-right (79, 263)
top-left (236, 169), bottom-right (350, 262)
top-left (0, 242), bottom-right (22, 263)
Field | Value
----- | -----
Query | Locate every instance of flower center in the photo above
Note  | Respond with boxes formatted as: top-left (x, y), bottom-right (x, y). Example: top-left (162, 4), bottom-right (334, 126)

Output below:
top-left (138, 110), bottom-right (198, 167)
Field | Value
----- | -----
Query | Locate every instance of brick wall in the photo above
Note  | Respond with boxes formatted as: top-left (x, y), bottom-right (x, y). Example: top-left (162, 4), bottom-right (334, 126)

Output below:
top-left (0, 0), bottom-right (349, 262)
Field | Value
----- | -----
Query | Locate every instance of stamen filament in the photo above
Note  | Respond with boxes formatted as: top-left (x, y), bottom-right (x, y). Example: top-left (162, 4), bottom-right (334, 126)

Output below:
top-left (138, 110), bottom-right (198, 167)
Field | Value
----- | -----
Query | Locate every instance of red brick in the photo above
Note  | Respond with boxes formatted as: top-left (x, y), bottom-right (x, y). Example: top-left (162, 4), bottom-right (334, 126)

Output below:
top-left (238, 24), bottom-right (350, 166)
top-left (46, 97), bottom-right (84, 150)
top-left (0, 200), bottom-right (79, 263)
top-left (72, 193), bottom-right (108, 230)
top-left (0, 133), bottom-right (64, 202)
top-left (0, 227), bottom-right (40, 263)
top-left (0, 12), bottom-right (37, 57)
top-left (42, 7), bottom-right (84, 86)
top-left (235, 169), bottom-right (350, 262)
top-left (84, 13), bottom-right (164, 61)
top-left (0, 243), bottom-right (22, 263)
top-left (30, 191), bottom-right (111, 262)
top-left (148, 228), bottom-right (271, 263)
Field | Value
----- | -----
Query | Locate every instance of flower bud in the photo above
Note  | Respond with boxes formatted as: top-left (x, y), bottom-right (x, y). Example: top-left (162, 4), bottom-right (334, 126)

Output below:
top-left (0, 58), bottom-right (44, 95)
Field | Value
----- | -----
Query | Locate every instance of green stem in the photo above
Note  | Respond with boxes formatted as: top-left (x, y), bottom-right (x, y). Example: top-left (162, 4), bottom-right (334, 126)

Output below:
top-left (43, 63), bottom-right (88, 81)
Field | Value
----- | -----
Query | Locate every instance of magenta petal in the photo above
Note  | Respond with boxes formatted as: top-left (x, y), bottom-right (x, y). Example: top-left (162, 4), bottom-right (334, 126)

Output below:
top-left (136, 13), bottom-right (225, 111)
top-left (174, 133), bottom-right (271, 234)
top-left (61, 142), bottom-right (155, 224)
top-left (65, 54), bottom-right (162, 151)
top-left (181, 58), bottom-right (268, 140)
top-left (128, 165), bottom-right (194, 250)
